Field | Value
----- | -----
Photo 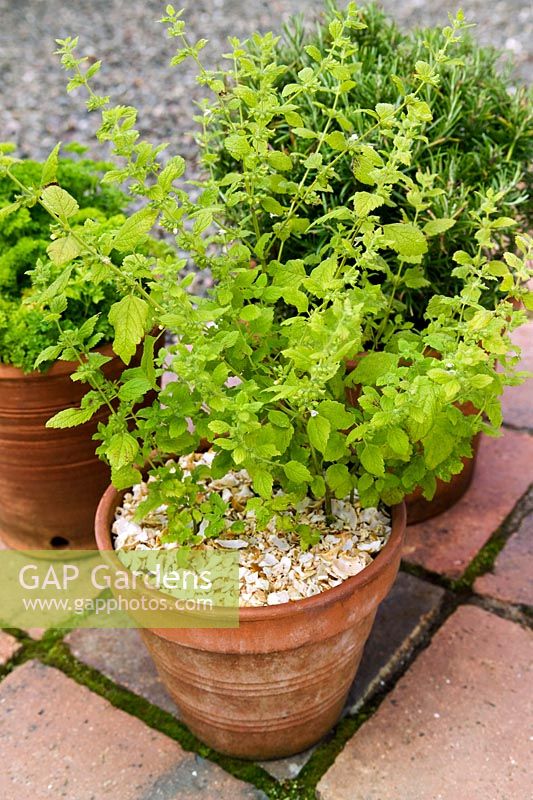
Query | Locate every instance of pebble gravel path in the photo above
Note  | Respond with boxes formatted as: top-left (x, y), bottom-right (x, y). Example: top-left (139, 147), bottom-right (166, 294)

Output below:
top-left (1, 0), bottom-right (531, 163)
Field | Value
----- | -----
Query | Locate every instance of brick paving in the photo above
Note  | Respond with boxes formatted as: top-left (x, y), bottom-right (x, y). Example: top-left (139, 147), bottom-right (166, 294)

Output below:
top-left (317, 606), bottom-right (533, 800)
top-left (65, 628), bottom-right (177, 715)
top-left (474, 511), bottom-right (533, 607)
top-left (0, 632), bottom-right (21, 666)
top-left (403, 429), bottom-right (533, 578)
top-left (501, 319), bottom-right (533, 430)
top-left (0, 661), bottom-right (266, 800)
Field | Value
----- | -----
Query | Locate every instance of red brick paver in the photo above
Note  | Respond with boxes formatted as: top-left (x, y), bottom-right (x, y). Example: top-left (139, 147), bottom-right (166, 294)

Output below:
top-left (502, 319), bottom-right (533, 430)
top-left (474, 511), bottom-right (533, 607)
top-left (0, 661), bottom-right (266, 800)
top-left (317, 605), bottom-right (533, 800)
top-left (65, 628), bottom-right (177, 714)
top-left (0, 631), bottom-right (21, 666)
top-left (403, 429), bottom-right (533, 578)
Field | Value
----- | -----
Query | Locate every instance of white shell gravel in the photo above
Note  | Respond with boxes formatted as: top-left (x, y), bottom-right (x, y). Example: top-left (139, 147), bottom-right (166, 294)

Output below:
top-left (112, 451), bottom-right (391, 607)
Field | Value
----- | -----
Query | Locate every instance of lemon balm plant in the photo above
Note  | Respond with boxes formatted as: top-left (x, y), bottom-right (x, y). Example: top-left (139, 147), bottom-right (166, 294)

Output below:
top-left (24, 4), bottom-right (530, 523)
top-left (7, 3), bottom-right (531, 758)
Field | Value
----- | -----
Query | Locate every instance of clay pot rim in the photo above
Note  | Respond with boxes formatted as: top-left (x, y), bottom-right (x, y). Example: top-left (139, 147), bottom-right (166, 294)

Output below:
top-left (0, 341), bottom-right (115, 380)
top-left (95, 480), bottom-right (406, 622)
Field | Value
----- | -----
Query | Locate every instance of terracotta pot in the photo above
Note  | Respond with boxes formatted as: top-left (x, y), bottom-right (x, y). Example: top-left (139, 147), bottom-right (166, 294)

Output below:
top-left (95, 484), bottom-right (406, 759)
top-left (0, 344), bottom-right (126, 550)
top-left (345, 356), bottom-right (481, 525)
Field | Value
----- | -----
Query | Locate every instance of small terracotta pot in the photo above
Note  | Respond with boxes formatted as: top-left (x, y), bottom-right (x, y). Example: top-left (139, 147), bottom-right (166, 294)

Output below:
top-left (345, 356), bottom-right (481, 525)
top-left (0, 344), bottom-right (126, 550)
top-left (95, 484), bottom-right (406, 759)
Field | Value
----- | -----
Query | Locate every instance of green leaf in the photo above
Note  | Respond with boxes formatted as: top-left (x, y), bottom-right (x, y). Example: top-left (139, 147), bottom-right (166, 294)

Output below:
top-left (469, 374), bottom-right (493, 389)
top-left (492, 217), bottom-right (517, 229)
top-left (303, 152), bottom-right (322, 169)
top-left (324, 431), bottom-right (348, 461)
top-left (283, 287), bottom-right (308, 312)
top-left (268, 410), bottom-right (291, 428)
top-left (310, 475), bottom-right (325, 497)
top-left (353, 192), bottom-right (384, 217)
top-left (423, 218), bottom-right (456, 236)
top-left (0, 201), bottom-right (22, 222)
top-left (360, 444), bottom-right (385, 476)
top-left (358, 473), bottom-right (374, 493)
top-left (522, 292), bottom-right (533, 311)
top-left (353, 145), bottom-right (383, 185)
top-left (34, 344), bottom-right (63, 369)
top-left (38, 265), bottom-right (74, 304)
top-left (423, 422), bottom-right (454, 469)
top-left (403, 267), bottom-right (430, 289)
top-left (107, 432), bottom-right (139, 470)
top-left (268, 151), bottom-right (292, 171)
top-left (261, 197), bottom-right (286, 216)
top-left (375, 102), bottom-right (395, 121)
top-left (41, 143), bottom-right (61, 186)
top-left (46, 405), bottom-right (97, 429)
top-left (410, 100), bottom-right (432, 121)
top-left (118, 375), bottom-right (153, 401)
top-left (47, 235), bottom-right (82, 266)
top-left (113, 208), bottom-right (158, 252)
top-left (382, 223), bottom-right (427, 257)
top-left (225, 134), bottom-right (251, 159)
top-left (208, 420), bottom-right (231, 435)
top-left (350, 352), bottom-right (398, 385)
top-left (325, 464), bottom-right (352, 498)
top-left (108, 295), bottom-right (149, 364)
top-left (388, 428), bottom-right (410, 457)
top-left (486, 261), bottom-right (508, 277)
top-left (140, 335), bottom-right (157, 387)
top-left (415, 60), bottom-right (432, 79)
top-left (317, 400), bottom-right (354, 430)
top-left (239, 305), bottom-right (261, 321)
top-left (325, 131), bottom-right (346, 150)
top-left (292, 127), bottom-right (317, 139)
top-left (307, 414), bottom-right (331, 455)
top-left (252, 469), bottom-right (273, 498)
top-left (304, 44), bottom-right (323, 63)
top-left (283, 461), bottom-right (313, 484)
top-left (41, 185), bottom-right (79, 219)
top-left (111, 465), bottom-right (143, 491)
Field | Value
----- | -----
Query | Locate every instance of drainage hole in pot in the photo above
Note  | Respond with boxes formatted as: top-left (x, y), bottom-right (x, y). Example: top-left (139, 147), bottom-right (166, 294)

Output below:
top-left (50, 536), bottom-right (70, 549)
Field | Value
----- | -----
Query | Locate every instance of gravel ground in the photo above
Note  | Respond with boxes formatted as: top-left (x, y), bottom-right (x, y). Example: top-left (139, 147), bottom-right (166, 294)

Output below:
top-left (0, 0), bottom-right (531, 163)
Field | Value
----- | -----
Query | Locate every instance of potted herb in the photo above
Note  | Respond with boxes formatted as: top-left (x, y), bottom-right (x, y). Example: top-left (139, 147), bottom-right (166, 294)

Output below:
top-left (30, 6), bottom-right (531, 758)
top-left (0, 146), bottom-right (164, 549)
top-left (206, 1), bottom-right (533, 522)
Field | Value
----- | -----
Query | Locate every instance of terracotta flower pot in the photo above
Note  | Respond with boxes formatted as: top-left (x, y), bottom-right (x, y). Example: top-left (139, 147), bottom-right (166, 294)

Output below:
top-left (345, 357), bottom-right (481, 525)
top-left (0, 344), bottom-right (126, 550)
top-left (95, 484), bottom-right (406, 759)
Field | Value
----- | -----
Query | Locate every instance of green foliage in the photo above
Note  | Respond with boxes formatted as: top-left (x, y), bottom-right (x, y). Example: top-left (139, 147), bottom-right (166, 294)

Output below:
top-left (0, 150), bottom-right (129, 371)
top-left (208, 1), bottom-right (532, 322)
top-left (19, 5), bottom-right (533, 548)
